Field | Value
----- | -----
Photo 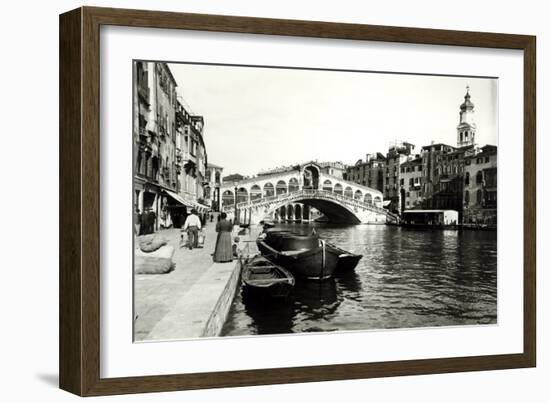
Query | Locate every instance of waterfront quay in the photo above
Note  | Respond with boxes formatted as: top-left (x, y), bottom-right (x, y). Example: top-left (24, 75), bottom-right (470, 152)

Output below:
top-left (134, 220), bottom-right (258, 341)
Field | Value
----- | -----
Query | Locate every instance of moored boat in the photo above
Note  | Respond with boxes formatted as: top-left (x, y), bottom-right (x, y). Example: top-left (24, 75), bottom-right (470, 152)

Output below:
top-left (257, 238), bottom-right (338, 280)
top-left (326, 243), bottom-right (363, 272)
top-left (257, 229), bottom-right (363, 279)
top-left (242, 255), bottom-right (295, 298)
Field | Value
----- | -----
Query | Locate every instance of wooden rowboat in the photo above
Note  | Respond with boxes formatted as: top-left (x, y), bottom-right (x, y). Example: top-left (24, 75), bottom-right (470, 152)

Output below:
top-left (242, 255), bottom-right (295, 298)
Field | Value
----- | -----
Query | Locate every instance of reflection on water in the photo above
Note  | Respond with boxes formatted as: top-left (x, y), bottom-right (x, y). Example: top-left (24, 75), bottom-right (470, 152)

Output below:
top-left (221, 223), bottom-right (497, 336)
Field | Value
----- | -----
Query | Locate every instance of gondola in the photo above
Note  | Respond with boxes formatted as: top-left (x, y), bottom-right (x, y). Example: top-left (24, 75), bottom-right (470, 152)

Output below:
top-left (257, 229), bottom-right (362, 279)
top-left (256, 230), bottom-right (337, 280)
top-left (325, 243), bottom-right (363, 273)
top-left (241, 255), bottom-right (295, 298)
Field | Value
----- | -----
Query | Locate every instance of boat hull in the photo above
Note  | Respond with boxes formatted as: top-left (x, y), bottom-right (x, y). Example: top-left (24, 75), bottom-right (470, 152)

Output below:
top-left (326, 243), bottom-right (363, 272)
top-left (257, 240), bottom-right (339, 281)
top-left (242, 256), bottom-right (295, 298)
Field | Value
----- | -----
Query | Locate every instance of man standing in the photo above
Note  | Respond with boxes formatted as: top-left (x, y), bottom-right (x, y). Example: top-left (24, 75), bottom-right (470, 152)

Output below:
top-left (183, 209), bottom-right (202, 250)
top-left (134, 208), bottom-right (142, 236)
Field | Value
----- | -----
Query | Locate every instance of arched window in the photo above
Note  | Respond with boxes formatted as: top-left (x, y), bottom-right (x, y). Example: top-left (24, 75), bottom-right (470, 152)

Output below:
top-left (237, 187), bottom-right (248, 204)
top-left (250, 185), bottom-right (262, 201)
top-left (322, 179), bottom-right (332, 192)
top-left (288, 178), bottom-right (299, 193)
top-left (465, 172), bottom-right (470, 186)
top-left (276, 180), bottom-right (287, 196)
top-left (476, 189), bottom-right (483, 204)
top-left (464, 190), bottom-right (470, 206)
top-left (354, 190), bottom-right (363, 200)
top-left (334, 183), bottom-right (343, 195)
top-left (374, 196), bottom-right (382, 207)
top-left (476, 171), bottom-right (483, 185)
top-left (364, 193), bottom-right (373, 205)
top-left (136, 151), bottom-right (143, 175)
top-left (263, 183), bottom-right (274, 198)
top-left (221, 190), bottom-right (234, 207)
top-left (344, 187), bottom-right (353, 199)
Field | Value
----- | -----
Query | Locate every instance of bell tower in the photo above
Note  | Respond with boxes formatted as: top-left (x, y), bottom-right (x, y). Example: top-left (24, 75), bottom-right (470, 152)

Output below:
top-left (456, 86), bottom-right (476, 148)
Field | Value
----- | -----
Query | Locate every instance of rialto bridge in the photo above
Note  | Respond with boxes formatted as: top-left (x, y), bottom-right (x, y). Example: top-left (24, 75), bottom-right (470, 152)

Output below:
top-left (220, 162), bottom-right (395, 224)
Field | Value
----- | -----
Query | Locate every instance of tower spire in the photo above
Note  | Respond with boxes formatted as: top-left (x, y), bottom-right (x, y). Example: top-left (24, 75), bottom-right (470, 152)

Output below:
top-left (457, 86), bottom-right (476, 147)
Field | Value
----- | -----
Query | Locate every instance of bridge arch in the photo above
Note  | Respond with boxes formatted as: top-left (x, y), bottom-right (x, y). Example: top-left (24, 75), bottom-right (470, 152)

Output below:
top-left (236, 187), bottom-right (248, 204)
top-left (294, 204), bottom-right (302, 221)
top-left (250, 184), bottom-right (262, 201)
top-left (303, 164), bottom-right (320, 189)
top-left (344, 186), bottom-right (353, 199)
top-left (270, 196), bottom-right (361, 224)
top-left (364, 193), bottom-right (372, 205)
top-left (276, 180), bottom-right (287, 196)
top-left (287, 204), bottom-right (294, 220)
top-left (221, 190), bottom-right (234, 207)
top-left (289, 177), bottom-right (299, 193)
top-left (263, 182), bottom-right (274, 197)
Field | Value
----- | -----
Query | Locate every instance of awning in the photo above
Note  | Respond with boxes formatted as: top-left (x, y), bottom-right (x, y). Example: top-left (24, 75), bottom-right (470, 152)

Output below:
top-left (191, 201), bottom-right (210, 213)
top-left (163, 190), bottom-right (193, 208)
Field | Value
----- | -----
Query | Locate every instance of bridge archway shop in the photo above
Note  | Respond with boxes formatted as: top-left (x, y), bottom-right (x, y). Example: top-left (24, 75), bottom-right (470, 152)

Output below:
top-left (225, 189), bottom-right (390, 225)
top-left (219, 161), bottom-right (391, 224)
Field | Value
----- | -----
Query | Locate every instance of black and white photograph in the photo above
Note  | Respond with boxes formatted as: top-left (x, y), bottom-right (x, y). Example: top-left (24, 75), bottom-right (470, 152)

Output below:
top-left (133, 60), bottom-right (498, 342)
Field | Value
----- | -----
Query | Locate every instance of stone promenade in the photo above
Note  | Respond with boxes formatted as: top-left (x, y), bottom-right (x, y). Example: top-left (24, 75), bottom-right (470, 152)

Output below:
top-left (134, 220), bottom-right (260, 341)
top-left (134, 219), bottom-right (231, 341)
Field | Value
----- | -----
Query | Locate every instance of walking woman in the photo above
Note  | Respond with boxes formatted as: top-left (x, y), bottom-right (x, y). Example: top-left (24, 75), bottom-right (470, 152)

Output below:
top-left (213, 212), bottom-right (233, 262)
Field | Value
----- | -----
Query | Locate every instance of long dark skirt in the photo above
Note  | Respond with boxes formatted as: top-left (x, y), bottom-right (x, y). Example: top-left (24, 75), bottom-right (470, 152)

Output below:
top-left (214, 231), bottom-right (232, 262)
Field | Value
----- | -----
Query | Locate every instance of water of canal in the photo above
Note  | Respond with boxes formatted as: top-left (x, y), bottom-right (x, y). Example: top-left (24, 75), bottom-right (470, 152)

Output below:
top-left (221, 223), bottom-right (497, 336)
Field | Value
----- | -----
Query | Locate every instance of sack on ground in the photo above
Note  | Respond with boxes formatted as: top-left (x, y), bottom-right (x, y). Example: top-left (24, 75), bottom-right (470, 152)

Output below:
top-left (138, 234), bottom-right (167, 253)
top-left (135, 245), bottom-right (175, 274)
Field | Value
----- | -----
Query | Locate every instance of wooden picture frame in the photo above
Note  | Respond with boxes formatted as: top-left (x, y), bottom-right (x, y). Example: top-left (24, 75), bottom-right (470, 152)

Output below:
top-left (59, 6), bottom-right (536, 396)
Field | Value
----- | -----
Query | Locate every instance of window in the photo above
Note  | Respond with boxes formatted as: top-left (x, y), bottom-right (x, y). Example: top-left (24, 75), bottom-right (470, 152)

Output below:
top-left (476, 171), bottom-right (483, 185)
top-left (464, 190), bottom-right (470, 206)
top-left (485, 156), bottom-right (490, 163)
top-left (476, 189), bottom-right (483, 204)
top-left (465, 172), bottom-right (470, 186)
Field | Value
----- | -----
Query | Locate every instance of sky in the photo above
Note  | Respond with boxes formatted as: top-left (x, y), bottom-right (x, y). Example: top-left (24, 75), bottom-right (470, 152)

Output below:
top-left (169, 62), bottom-right (498, 177)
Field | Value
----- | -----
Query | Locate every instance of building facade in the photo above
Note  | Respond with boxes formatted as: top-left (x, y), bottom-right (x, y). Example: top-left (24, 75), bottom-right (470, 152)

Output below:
top-left (399, 157), bottom-right (423, 210)
top-left (345, 152), bottom-right (386, 192)
top-left (133, 61), bottom-right (179, 231)
top-left (133, 61), bottom-right (210, 231)
top-left (175, 100), bottom-right (208, 208)
top-left (463, 145), bottom-right (497, 224)
top-left (384, 142), bottom-right (415, 214)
